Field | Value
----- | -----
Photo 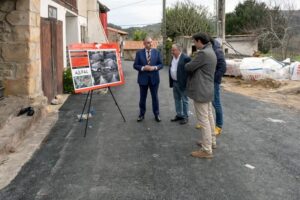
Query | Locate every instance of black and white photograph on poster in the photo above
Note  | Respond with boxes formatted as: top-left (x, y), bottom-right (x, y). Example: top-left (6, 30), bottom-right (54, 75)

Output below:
top-left (73, 75), bottom-right (94, 89)
top-left (88, 50), bottom-right (120, 85)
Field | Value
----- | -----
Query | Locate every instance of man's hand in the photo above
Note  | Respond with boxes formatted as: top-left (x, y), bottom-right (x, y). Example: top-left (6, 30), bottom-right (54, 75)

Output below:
top-left (143, 65), bottom-right (155, 71)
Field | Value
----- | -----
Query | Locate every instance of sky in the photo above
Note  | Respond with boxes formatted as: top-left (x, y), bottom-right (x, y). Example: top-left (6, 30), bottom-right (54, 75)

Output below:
top-left (99, 0), bottom-right (300, 28)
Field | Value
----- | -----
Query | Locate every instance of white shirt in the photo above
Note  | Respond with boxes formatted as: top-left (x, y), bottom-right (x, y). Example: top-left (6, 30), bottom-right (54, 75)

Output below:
top-left (170, 54), bottom-right (181, 81)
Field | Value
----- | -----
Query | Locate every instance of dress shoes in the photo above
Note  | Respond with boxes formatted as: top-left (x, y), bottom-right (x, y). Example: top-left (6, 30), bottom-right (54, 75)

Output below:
top-left (155, 115), bottom-right (161, 122)
top-left (170, 116), bottom-right (183, 122)
top-left (180, 118), bottom-right (188, 124)
top-left (191, 150), bottom-right (213, 159)
top-left (137, 115), bottom-right (144, 122)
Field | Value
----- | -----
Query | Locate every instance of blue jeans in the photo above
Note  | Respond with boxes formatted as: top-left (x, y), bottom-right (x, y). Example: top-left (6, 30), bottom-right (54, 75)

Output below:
top-left (173, 81), bottom-right (189, 119)
top-left (212, 83), bottom-right (223, 128)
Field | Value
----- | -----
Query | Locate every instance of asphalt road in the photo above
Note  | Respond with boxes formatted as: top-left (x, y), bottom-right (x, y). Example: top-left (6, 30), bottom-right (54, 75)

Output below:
top-left (0, 61), bottom-right (299, 200)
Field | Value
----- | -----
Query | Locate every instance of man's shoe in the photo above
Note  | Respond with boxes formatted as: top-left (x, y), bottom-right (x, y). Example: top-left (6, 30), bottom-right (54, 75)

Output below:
top-left (155, 115), bottom-right (161, 122)
top-left (171, 116), bottom-right (183, 122)
top-left (180, 118), bottom-right (188, 125)
top-left (215, 126), bottom-right (222, 136)
top-left (196, 141), bottom-right (217, 149)
top-left (137, 115), bottom-right (144, 122)
top-left (191, 150), bottom-right (213, 159)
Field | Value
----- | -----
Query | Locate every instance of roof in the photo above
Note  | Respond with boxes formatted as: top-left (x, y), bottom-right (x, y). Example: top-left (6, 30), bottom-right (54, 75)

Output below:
top-left (107, 27), bottom-right (128, 35)
top-left (124, 40), bottom-right (159, 50)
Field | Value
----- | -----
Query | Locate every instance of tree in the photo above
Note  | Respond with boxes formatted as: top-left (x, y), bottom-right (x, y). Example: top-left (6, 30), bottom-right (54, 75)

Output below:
top-left (132, 30), bottom-right (147, 41)
top-left (166, 0), bottom-right (213, 39)
top-left (226, 0), bottom-right (269, 35)
top-left (225, 0), bottom-right (297, 59)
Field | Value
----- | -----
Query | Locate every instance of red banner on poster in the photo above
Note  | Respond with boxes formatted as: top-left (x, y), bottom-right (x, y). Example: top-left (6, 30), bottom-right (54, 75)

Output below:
top-left (68, 43), bottom-right (125, 93)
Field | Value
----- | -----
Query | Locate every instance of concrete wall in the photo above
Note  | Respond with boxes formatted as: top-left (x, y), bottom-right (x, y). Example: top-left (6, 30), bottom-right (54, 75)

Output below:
top-left (87, 0), bottom-right (107, 43)
top-left (123, 50), bottom-right (137, 61)
top-left (225, 36), bottom-right (258, 56)
top-left (0, 0), bottom-right (43, 97)
top-left (66, 15), bottom-right (79, 45)
top-left (175, 36), bottom-right (193, 56)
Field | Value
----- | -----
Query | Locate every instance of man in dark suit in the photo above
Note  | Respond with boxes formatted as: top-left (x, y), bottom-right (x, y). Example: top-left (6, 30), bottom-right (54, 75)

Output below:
top-left (133, 37), bottom-right (163, 122)
top-left (169, 44), bottom-right (191, 124)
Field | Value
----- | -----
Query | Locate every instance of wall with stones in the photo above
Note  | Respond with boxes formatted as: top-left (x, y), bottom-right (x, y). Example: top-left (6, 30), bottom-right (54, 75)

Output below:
top-left (0, 0), bottom-right (42, 97)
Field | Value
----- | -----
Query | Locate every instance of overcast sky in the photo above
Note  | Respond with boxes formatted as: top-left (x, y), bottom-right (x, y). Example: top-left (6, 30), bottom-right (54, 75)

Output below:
top-left (100, 0), bottom-right (300, 28)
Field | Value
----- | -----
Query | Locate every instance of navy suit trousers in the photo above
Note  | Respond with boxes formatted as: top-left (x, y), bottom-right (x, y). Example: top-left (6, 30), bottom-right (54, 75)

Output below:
top-left (139, 84), bottom-right (159, 116)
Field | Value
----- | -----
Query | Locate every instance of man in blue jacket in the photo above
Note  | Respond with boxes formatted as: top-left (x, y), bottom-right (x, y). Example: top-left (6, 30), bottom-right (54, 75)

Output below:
top-left (211, 39), bottom-right (226, 135)
top-left (133, 37), bottom-right (163, 122)
top-left (169, 44), bottom-right (191, 124)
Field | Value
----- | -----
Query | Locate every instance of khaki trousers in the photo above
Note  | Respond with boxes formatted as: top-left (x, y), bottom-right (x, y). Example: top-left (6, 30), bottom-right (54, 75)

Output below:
top-left (193, 101), bottom-right (216, 153)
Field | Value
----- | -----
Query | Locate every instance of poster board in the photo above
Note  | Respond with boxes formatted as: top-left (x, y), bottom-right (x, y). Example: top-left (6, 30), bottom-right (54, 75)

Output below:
top-left (68, 43), bottom-right (125, 93)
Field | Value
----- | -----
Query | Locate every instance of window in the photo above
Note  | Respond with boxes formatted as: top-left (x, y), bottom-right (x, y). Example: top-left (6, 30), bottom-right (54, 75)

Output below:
top-left (48, 6), bottom-right (57, 19)
top-left (80, 26), bottom-right (87, 43)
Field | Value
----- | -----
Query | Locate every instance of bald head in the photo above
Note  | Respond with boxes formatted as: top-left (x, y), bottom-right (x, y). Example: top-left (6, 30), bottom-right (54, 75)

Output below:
top-left (143, 36), bottom-right (153, 50)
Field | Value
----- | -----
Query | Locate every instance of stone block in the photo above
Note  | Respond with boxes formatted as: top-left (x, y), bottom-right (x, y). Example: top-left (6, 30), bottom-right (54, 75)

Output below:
top-left (16, 0), bottom-right (40, 13)
top-left (0, 0), bottom-right (16, 12)
top-left (30, 27), bottom-right (40, 42)
top-left (6, 10), bottom-right (36, 26)
top-left (0, 11), bottom-right (6, 21)
top-left (36, 14), bottom-right (40, 27)
top-left (0, 21), bottom-right (12, 34)
top-left (29, 42), bottom-right (40, 61)
top-left (4, 79), bottom-right (29, 96)
top-left (28, 60), bottom-right (41, 79)
top-left (13, 26), bottom-right (29, 41)
top-left (2, 43), bottom-right (29, 62)
top-left (15, 63), bottom-right (30, 79)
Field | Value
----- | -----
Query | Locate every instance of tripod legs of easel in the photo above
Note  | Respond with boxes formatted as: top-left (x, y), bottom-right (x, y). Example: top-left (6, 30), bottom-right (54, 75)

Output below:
top-left (108, 87), bottom-right (126, 122)
top-left (78, 90), bottom-right (94, 137)
top-left (79, 87), bottom-right (125, 138)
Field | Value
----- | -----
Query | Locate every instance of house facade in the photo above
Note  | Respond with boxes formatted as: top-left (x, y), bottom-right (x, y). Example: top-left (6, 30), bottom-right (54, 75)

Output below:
top-left (0, 0), bottom-right (108, 101)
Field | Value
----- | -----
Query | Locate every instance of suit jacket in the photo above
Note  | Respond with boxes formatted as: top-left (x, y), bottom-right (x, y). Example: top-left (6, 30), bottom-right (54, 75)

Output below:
top-left (133, 48), bottom-right (163, 85)
top-left (185, 43), bottom-right (217, 103)
top-left (169, 53), bottom-right (191, 90)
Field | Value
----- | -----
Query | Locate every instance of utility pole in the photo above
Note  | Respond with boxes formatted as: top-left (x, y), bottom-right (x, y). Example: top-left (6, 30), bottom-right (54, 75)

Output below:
top-left (217, 0), bottom-right (226, 47)
top-left (162, 0), bottom-right (167, 65)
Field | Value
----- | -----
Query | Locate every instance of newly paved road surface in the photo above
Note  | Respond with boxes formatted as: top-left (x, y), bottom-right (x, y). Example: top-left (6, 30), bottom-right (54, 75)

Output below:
top-left (0, 61), bottom-right (299, 200)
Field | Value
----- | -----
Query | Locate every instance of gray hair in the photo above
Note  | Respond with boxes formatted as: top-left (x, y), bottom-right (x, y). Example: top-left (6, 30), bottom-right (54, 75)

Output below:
top-left (172, 43), bottom-right (182, 52)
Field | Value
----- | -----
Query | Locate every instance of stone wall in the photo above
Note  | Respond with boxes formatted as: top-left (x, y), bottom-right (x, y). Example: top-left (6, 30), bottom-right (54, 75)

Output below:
top-left (0, 0), bottom-right (42, 97)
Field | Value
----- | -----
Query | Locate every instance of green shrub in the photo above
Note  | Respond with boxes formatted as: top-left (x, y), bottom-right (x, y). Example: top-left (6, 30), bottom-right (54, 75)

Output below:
top-left (63, 67), bottom-right (74, 93)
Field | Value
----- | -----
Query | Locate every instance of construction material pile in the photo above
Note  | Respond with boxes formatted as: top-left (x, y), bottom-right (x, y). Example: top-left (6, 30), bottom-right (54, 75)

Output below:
top-left (225, 57), bottom-right (300, 81)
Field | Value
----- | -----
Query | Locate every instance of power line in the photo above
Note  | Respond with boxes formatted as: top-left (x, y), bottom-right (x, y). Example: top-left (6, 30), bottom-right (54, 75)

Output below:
top-left (115, 22), bottom-right (161, 28)
top-left (110, 0), bottom-right (150, 10)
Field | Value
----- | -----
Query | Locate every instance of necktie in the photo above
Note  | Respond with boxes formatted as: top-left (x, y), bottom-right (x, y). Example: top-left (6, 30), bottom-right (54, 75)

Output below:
top-left (147, 50), bottom-right (151, 65)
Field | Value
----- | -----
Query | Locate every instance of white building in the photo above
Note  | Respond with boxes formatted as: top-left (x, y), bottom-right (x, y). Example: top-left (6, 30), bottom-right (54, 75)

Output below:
top-left (40, 0), bottom-right (108, 67)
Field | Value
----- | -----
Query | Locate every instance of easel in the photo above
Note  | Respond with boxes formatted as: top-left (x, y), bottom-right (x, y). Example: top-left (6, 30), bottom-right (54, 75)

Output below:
top-left (78, 87), bottom-right (126, 137)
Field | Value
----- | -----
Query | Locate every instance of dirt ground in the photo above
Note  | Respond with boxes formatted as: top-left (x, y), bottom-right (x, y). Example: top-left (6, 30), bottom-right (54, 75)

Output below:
top-left (222, 77), bottom-right (300, 111)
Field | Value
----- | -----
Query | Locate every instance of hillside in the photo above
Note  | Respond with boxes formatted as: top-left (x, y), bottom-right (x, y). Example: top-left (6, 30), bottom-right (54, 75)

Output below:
top-left (108, 23), bottom-right (161, 40)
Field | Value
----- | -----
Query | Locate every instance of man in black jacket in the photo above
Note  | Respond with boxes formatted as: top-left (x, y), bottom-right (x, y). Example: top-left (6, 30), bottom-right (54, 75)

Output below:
top-left (169, 44), bottom-right (191, 124)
